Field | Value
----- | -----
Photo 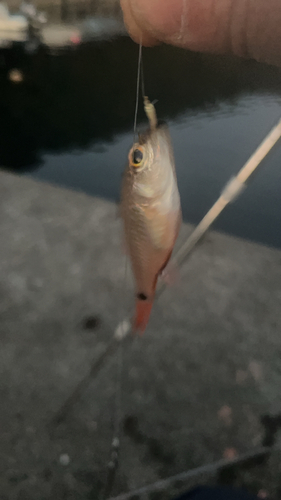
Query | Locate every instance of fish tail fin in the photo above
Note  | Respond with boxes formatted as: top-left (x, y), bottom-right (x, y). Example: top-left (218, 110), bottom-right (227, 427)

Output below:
top-left (133, 299), bottom-right (154, 335)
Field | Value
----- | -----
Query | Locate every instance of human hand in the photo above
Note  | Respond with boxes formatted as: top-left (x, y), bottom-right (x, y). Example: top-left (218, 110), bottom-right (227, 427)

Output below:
top-left (120, 0), bottom-right (281, 67)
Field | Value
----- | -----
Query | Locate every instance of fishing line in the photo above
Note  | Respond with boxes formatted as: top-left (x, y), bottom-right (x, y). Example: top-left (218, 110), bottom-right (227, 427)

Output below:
top-left (140, 53), bottom-right (146, 101)
top-left (104, 39), bottom-right (145, 497)
top-left (102, 258), bottom-right (128, 499)
top-left (133, 40), bottom-right (143, 143)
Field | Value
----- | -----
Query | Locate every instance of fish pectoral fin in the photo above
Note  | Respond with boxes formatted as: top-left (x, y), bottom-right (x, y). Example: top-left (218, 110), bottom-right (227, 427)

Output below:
top-left (145, 208), bottom-right (178, 250)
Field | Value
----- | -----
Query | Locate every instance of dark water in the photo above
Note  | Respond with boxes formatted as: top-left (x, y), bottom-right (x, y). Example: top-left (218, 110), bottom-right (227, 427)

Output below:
top-left (1, 36), bottom-right (281, 248)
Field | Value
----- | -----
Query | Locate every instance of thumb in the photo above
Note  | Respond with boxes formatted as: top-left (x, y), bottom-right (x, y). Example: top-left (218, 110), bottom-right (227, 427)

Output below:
top-left (121, 0), bottom-right (281, 67)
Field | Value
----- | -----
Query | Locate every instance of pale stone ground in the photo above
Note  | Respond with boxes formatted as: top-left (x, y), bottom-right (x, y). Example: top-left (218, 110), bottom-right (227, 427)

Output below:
top-left (0, 171), bottom-right (281, 499)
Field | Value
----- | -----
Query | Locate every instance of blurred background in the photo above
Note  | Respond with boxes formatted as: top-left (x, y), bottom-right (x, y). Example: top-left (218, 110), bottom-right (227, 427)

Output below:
top-left (1, 2), bottom-right (281, 500)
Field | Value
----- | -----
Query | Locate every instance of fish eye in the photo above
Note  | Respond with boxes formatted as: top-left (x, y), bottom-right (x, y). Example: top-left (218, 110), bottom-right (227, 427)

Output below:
top-left (133, 149), bottom-right (143, 164)
top-left (131, 148), bottom-right (143, 167)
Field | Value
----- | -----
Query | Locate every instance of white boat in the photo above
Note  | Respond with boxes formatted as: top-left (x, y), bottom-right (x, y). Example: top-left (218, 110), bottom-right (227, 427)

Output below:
top-left (40, 24), bottom-right (81, 50)
top-left (0, 3), bottom-right (28, 43)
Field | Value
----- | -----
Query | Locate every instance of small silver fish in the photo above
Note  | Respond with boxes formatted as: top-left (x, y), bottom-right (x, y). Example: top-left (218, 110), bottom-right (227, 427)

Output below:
top-left (120, 97), bottom-right (181, 333)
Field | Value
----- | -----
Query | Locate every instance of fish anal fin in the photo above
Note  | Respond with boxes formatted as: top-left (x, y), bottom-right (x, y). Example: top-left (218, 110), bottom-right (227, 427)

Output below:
top-left (159, 260), bottom-right (179, 287)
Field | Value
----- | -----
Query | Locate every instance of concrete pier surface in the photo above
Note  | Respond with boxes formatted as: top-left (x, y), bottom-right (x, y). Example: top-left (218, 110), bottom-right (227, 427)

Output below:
top-left (0, 170), bottom-right (281, 499)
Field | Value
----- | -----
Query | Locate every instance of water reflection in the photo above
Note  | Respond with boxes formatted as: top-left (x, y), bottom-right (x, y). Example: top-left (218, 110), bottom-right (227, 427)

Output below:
top-left (1, 36), bottom-right (281, 247)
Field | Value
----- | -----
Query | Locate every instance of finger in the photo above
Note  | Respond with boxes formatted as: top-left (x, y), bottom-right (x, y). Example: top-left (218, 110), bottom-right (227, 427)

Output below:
top-left (120, 0), bottom-right (158, 46)
top-left (121, 0), bottom-right (281, 66)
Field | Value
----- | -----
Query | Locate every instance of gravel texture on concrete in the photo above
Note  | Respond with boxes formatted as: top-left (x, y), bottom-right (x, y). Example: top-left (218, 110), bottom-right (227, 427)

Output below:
top-left (0, 171), bottom-right (281, 500)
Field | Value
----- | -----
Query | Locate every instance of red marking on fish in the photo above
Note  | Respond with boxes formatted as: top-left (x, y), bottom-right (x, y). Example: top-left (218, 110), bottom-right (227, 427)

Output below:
top-left (134, 298), bottom-right (154, 334)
